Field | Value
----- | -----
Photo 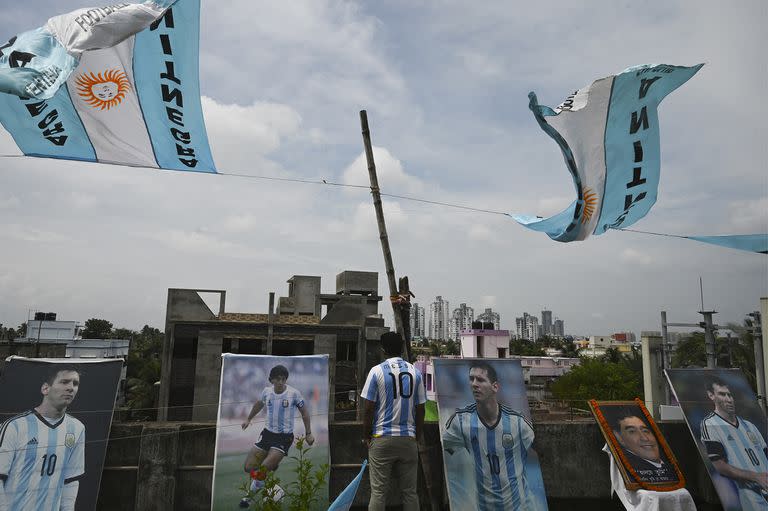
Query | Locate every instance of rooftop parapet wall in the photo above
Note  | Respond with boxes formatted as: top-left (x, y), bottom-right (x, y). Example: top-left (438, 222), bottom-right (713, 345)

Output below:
top-left (97, 421), bottom-right (721, 510)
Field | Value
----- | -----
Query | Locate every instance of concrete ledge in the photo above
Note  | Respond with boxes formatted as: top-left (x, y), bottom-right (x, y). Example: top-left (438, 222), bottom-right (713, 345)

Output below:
top-left (97, 421), bottom-right (723, 511)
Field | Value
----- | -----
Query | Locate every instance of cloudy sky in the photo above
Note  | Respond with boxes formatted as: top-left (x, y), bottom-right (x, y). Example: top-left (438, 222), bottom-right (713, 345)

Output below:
top-left (0, 0), bottom-right (766, 338)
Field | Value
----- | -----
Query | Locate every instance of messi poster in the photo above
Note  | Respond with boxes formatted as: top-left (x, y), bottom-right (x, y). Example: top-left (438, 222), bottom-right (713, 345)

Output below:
top-left (433, 358), bottom-right (548, 510)
top-left (0, 356), bottom-right (122, 511)
top-left (666, 368), bottom-right (768, 511)
top-left (211, 354), bottom-right (330, 510)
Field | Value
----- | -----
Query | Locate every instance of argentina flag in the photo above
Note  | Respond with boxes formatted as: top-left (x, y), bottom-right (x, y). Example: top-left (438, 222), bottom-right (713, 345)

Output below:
top-left (514, 63), bottom-right (703, 242)
top-left (327, 460), bottom-right (368, 511)
top-left (0, 0), bottom-right (215, 172)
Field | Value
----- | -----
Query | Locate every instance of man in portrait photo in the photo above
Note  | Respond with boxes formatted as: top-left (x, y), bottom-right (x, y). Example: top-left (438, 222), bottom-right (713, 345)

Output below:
top-left (700, 376), bottom-right (768, 510)
top-left (610, 407), bottom-right (676, 484)
top-left (0, 365), bottom-right (85, 511)
top-left (442, 361), bottom-right (541, 510)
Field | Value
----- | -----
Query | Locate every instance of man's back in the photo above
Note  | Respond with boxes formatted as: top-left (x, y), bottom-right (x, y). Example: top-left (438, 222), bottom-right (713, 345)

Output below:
top-left (362, 357), bottom-right (425, 437)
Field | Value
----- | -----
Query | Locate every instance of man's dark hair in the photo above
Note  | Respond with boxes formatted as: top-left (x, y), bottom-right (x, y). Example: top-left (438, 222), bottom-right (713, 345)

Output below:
top-left (43, 365), bottom-right (81, 386)
top-left (269, 365), bottom-right (289, 382)
top-left (469, 361), bottom-right (497, 383)
top-left (705, 376), bottom-right (729, 394)
top-left (380, 332), bottom-right (403, 357)
top-left (607, 406), bottom-right (646, 433)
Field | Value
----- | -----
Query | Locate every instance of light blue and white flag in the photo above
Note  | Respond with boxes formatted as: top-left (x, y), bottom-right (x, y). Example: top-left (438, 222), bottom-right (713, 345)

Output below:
top-left (0, 0), bottom-right (215, 172)
top-left (514, 64), bottom-right (702, 242)
top-left (327, 460), bottom-right (368, 511)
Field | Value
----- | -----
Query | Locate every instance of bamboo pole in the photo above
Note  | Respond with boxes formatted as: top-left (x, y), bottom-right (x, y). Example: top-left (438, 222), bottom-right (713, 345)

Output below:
top-left (359, 110), bottom-right (412, 362)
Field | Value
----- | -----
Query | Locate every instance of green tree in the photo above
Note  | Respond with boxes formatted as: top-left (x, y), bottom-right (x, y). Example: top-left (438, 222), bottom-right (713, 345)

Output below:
top-left (600, 347), bottom-right (622, 364)
top-left (509, 339), bottom-right (545, 356)
top-left (551, 358), bottom-right (643, 407)
top-left (81, 318), bottom-right (113, 339)
top-left (16, 322), bottom-right (27, 338)
top-left (124, 325), bottom-right (164, 419)
top-left (560, 340), bottom-right (579, 358)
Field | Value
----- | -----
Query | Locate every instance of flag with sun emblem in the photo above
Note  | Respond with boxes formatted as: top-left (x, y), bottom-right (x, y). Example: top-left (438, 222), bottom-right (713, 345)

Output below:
top-left (513, 64), bottom-right (702, 242)
top-left (0, 0), bottom-right (215, 172)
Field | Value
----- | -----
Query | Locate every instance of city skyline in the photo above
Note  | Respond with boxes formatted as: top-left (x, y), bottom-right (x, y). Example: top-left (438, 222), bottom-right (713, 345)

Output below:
top-left (0, 1), bottom-right (764, 339)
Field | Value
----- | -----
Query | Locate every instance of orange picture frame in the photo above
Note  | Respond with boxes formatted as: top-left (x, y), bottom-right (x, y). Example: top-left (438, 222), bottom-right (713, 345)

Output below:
top-left (589, 398), bottom-right (686, 491)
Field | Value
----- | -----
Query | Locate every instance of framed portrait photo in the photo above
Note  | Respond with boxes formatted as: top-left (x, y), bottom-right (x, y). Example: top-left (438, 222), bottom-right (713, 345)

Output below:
top-left (589, 398), bottom-right (685, 491)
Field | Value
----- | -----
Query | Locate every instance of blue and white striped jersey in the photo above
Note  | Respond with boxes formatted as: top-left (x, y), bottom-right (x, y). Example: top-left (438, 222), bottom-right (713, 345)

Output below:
top-left (261, 385), bottom-right (305, 434)
top-left (361, 357), bottom-right (426, 438)
top-left (701, 412), bottom-right (768, 510)
top-left (0, 410), bottom-right (85, 511)
top-left (443, 404), bottom-right (541, 511)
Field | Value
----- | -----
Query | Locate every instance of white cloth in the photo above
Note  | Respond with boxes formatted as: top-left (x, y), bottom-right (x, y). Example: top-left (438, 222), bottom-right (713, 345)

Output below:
top-left (602, 444), bottom-right (696, 511)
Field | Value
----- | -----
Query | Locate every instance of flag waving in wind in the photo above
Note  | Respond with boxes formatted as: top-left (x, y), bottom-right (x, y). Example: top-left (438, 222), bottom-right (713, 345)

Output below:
top-left (327, 460), bottom-right (368, 511)
top-left (0, 0), bottom-right (215, 171)
top-left (514, 63), bottom-right (702, 243)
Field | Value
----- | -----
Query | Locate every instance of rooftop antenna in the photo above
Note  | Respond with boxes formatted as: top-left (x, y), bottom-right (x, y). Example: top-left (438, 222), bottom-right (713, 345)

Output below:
top-left (699, 276), bottom-right (705, 310)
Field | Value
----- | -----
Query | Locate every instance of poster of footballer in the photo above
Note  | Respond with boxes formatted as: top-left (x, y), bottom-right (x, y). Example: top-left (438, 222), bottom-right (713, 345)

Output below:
top-left (0, 356), bottom-right (123, 511)
top-left (588, 398), bottom-right (685, 491)
top-left (212, 354), bottom-right (330, 510)
top-left (433, 358), bottom-right (548, 511)
top-left (666, 368), bottom-right (768, 511)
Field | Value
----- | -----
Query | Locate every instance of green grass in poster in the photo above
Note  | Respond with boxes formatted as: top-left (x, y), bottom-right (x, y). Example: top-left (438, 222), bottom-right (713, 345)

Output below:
top-left (213, 446), bottom-right (329, 511)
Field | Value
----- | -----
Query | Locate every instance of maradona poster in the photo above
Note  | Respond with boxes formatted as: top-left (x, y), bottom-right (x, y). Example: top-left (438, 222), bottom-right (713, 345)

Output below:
top-left (0, 357), bottom-right (122, 511)
top-left (434, 358), bottom-right (548, 510)
top-left (212, 354), bottom-right (330, 510)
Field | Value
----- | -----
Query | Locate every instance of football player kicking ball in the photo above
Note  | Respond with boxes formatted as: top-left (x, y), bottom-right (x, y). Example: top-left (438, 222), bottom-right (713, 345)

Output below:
top-left (239, 365), bottom-right (314, 508)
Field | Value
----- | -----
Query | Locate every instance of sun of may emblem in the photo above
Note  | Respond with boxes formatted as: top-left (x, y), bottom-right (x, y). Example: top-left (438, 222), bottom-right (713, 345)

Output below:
top-left (580, 187), bottom-right (599, 224)
top-left (75, 69), bottom-right (131, 110)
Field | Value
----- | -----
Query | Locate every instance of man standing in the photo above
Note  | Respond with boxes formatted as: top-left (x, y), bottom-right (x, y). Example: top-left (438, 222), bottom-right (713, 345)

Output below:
top-left (442, 361), bottom-right (540, 510)
top-left (239, 364), bottom-right (313, 507)
top-left (610, 409), bottom-right (676, 483)
top-left (0, 365), bottom-right (85, 511)
top-left (362, 332), bottom-right (426, 511)
top-left (700, 377), bottom-right (768, 510)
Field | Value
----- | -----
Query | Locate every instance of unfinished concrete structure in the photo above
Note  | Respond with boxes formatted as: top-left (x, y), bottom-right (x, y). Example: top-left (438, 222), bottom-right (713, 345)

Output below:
top-left (157, 271), bottom-right (387, 421)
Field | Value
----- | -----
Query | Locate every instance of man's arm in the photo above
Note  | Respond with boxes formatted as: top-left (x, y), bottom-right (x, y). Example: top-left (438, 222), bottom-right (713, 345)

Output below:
top-left (299, 406), bottom-right (314, 445)
top-left (61, 424), bottom-right (85, 511)
top-left (242, 401), bottom-right (265, 430)
top-left (712, 459), bottom-right (768, 491)
top-left (60, 480), bottom-right (79, 511)
top-left (362, 398), bottom-right (375, 448)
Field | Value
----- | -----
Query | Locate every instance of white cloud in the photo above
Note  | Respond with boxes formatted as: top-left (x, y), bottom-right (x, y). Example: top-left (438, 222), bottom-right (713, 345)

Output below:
top-left (620, 248), bottom-right (654, 266)
top-left (341, 146), bottom-right (427, 195)
top-left (727, 197), bottom-right (768, 232)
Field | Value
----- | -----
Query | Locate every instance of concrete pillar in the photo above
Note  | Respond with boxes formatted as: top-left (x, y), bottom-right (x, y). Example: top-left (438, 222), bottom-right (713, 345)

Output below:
top-left (641, 332), bottom-right (665, 419)
top-left (192, 332), bottom-right (223, 421)
top-left (314, 334), bottom-right (338, 421)
top-left (158, 323), bottom-right (175, 421)
top-left (135, 424), bottom-right (179, 510)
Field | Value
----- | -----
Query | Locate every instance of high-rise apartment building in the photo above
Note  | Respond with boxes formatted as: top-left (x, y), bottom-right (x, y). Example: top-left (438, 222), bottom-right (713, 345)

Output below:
top-left (554, 319), bottom-right (565, 338)
top-left (410, 303), bottom-right (426, 339)
top-left (449, 303), bottom-right (475, 341)
top-left (428, 296), bottom-right (450, 340)
top-left (541, 309), bottom-right (553, 336)
top-left (477, 308), bottom-right (501, 330)
top-left (515, 312), bottom-right (539, 341)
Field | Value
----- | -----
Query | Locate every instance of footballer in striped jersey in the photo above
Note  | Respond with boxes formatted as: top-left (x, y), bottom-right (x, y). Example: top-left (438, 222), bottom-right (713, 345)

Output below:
top-left (238, 365), bottom-right (313, 507)
top-left (442, 362), bottom-right (542, 511)
top-left (0, 366), bottom-right (85, 511)
top-left (700, 377), bottom-right (768, 510)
